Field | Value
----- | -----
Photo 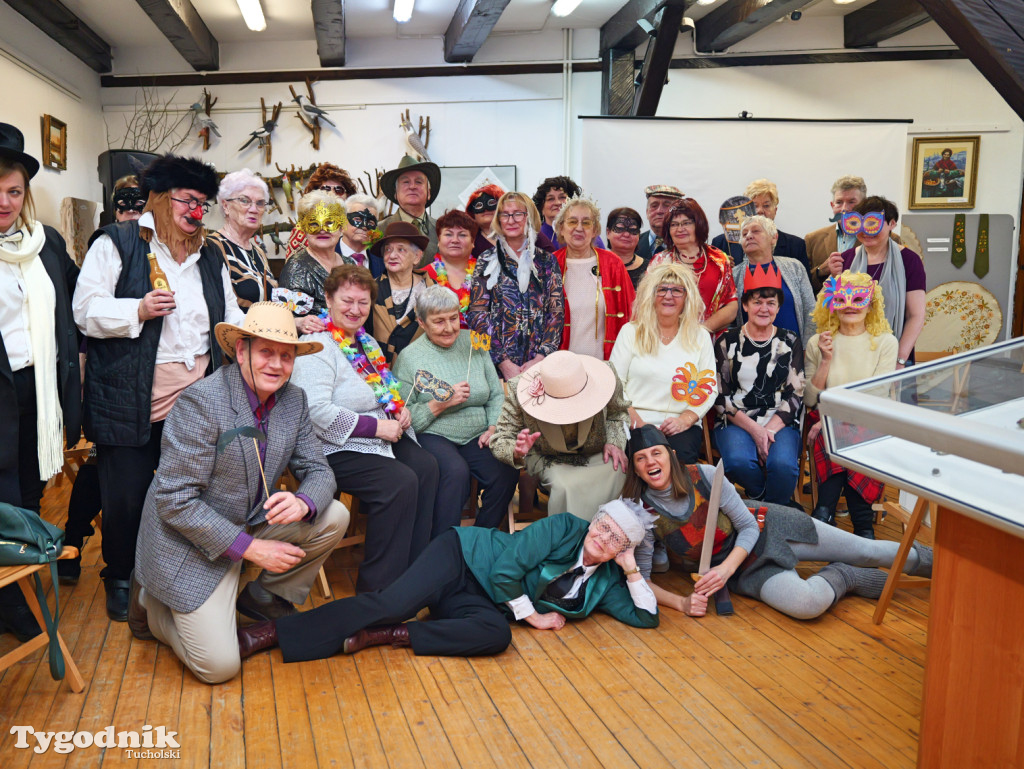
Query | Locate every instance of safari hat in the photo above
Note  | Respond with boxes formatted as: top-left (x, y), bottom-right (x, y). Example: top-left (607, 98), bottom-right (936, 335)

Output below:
top-left (380, 155), bottom-right (441, 206)
top-left (517, 350), bottom-right (617, 425)
top-left (215, 301), bottom-right (323, 359)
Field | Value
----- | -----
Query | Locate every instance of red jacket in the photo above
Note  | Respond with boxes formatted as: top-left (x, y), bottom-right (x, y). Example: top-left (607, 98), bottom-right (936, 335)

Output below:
top-left (554, 246), bottom-right (636, 360)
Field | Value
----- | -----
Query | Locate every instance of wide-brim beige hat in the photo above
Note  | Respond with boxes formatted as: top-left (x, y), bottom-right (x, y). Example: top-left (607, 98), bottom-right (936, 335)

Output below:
top-left (517, 350), bottom-right (617, 425)
top-left (215, 301), bottom-right (324, 359)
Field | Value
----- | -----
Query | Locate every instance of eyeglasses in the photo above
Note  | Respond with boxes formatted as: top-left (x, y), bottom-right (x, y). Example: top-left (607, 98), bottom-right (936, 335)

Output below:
top-left (227, 196), bottom-right (269, 210)
top-left (591, 519), bottom-right (629, 552)
top-left (565, 218), bottom-right (595, 229)
top-left (319, 185), bottom-right (348, 195)
top-left (498, 211), bottom-right (528, 222)
top-left (170, 196), bottom-right (211, 214)
top-left (609, 224), bottom-right (640, 236)
top-left (656, 285), bottom-right (686, 297)
top-left (669, 219), bottom-right (695, 230)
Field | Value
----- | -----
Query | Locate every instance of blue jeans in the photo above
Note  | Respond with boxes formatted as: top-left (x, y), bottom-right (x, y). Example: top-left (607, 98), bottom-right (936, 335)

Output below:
top-left (713, 422), bottom-right (800, 504)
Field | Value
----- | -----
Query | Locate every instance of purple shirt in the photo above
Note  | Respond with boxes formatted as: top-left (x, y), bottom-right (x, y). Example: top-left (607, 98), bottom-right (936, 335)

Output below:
top-left (840, 246), bottom-right (926, 293)
top-left (222, 378), bottom-right (318, 562)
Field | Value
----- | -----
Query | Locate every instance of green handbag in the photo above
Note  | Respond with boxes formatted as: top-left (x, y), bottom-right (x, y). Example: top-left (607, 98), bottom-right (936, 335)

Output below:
top-left (0, 503), bottom-right (66, 680)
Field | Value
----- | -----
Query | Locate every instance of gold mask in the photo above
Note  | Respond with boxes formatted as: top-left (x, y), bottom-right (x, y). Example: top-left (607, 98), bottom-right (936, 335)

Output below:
top-left (298, 201), bottom-right (344, 235)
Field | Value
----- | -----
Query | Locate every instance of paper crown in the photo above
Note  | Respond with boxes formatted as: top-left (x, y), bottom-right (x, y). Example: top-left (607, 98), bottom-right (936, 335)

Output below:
top-left (743, 262), bottom-right (783, 293)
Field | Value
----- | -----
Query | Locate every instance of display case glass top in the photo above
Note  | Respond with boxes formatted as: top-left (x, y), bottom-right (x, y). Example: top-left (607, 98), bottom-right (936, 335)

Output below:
top-left (818, 338), bottom-right (1024, 537)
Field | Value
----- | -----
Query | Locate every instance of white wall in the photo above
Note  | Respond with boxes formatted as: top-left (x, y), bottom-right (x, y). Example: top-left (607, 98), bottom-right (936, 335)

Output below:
top-left (0, 4), bottom-right (108, 224)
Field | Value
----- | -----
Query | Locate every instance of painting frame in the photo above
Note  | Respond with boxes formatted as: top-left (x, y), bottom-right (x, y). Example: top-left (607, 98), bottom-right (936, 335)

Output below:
top-left (41, 114), bottom-right (67, 171)
top-left (909, 135), bottom-right (979, 210)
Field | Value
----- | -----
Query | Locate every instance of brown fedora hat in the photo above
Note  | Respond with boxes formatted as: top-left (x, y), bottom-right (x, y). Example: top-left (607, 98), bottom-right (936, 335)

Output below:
top-left (367, 220), bottom-right (430, 258)
top-left (380, 155), bottom-right (441, 206)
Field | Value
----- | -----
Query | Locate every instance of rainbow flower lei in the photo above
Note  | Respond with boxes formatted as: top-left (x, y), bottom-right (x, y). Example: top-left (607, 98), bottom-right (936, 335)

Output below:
top-left (323, 316), bottom-right (405, 413)
top-left (431, 255), bottom-right (477, 316)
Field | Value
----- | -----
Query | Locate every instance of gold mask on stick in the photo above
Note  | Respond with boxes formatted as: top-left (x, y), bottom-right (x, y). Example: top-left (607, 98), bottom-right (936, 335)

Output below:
top-left (298, 201), bottom-right (344, 235)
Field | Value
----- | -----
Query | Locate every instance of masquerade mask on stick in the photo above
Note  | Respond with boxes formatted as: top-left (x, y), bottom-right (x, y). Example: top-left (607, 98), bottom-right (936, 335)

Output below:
top-left (299, 201), bottom-right (344, 235)
top-left (840, 211), bottom-right (886, 237)
top-left (823, 274), bottom-right (875, 311)
top-left (346, 210), bottom-right (377, 231)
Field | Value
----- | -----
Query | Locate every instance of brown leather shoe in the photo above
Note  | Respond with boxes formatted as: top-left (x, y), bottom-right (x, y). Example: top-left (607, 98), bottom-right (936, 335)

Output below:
top-left (236, 581), bottom-right (298, 622)
top-left (342, 624), bottom-right (411, 654)
top-left (127, 571), bottom-right (155, 641)
top-left (238, 620), bottom-right (278, 660)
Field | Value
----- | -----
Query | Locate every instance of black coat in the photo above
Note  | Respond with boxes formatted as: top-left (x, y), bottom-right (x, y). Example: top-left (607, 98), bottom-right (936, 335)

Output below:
top-left (0, 225), bottom-right (81, 504)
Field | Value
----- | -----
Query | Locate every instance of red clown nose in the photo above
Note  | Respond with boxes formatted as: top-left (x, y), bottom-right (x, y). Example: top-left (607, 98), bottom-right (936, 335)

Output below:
top-left (188, 207), bottom-right (204, 221)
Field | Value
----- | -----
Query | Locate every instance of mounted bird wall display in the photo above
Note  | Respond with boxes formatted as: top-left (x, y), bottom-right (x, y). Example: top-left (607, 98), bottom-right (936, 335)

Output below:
top-left (239, 98), bottom-right (283, 165)
top-left (400, 109), bottom-right (431, 163)
top-left (291, 79), bottom-right (334, 150)
top-left (190, 88), bottom-right (220, 151)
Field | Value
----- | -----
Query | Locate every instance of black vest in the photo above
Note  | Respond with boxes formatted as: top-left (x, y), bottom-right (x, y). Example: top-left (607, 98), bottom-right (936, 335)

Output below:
top-left (83, 221), bottom-right (225, 447)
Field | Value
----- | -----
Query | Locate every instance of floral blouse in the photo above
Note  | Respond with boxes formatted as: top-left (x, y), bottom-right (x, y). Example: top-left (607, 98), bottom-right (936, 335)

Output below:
top-left (713, 326), bottom-right (805, 428)
top-left (466, 241), bottom-right (564, 371)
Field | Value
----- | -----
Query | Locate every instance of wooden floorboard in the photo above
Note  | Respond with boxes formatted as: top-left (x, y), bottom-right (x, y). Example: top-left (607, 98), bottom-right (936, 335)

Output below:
top-left (0, 483), bottom-right (929, 768)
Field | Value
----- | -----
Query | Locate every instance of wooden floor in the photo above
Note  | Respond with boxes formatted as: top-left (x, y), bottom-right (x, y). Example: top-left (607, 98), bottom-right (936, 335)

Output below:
top-left (0, 480), bottom-right (931, 769)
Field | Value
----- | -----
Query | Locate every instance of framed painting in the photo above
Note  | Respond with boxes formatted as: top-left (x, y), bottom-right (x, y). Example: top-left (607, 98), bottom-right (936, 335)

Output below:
top-left (41, 114), bottom-right (67, 171)
top-left (909, 136), bottom-right (979, 210)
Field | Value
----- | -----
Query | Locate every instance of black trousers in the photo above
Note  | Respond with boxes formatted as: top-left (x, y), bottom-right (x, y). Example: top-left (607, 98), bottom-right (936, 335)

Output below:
top-left (327, 435), bottom-right (439, 593)
top-left (96, 421), bottom-right (164, 581)
top-left (64, 463), bottom-right (101, 549)
top-left (0, 367), bottom-right (46, 609)
top-left (418, 433), bottom-right (519, 535)
top-left (817, 473), bottom-right (875, 532)
top-left (666, 423), bottom-right (704, 464)
top-left (276, 529), bottom-right (511, 662)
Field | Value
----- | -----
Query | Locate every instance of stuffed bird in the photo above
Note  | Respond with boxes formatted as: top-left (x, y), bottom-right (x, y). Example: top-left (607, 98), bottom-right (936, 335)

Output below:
top-left (400, 113), bottom-right (431, 163)
top-left (239, 119), bottom-right (277, 152)
top-left (293, 94), bottom-right (336, 127)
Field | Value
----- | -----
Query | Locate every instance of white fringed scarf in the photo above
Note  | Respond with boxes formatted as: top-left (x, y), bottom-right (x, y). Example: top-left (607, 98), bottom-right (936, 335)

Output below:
top-left (0, 220), bottom-right (62, 480)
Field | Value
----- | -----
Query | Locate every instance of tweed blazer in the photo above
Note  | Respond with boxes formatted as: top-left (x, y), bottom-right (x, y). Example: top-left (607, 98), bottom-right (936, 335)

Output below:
top-left (490, 363), bottom-right (630, 469)
top-left (135, 364), bottom-right (337, 613)
top-left (732, 256), bottom-right (816, 346)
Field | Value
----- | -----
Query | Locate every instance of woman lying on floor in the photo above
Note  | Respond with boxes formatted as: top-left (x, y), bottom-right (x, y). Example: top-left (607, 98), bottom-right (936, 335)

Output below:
top-left (624, 425), bottom-right (931, 619)
top-left (234, 500), bottom-right (658, 662)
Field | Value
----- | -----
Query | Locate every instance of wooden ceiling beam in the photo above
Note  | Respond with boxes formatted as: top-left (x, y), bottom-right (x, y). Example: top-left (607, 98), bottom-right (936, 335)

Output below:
top-left (600, 0), bottom-right (689, 55)
top-left (444, 0), bottom-right (512, 63)
top-left (134, 0), bottom-right (219, 71)
top-left (311, 0), bottom-right (345, 67)
top-left (634, 1), bottom-right (685, 116)
top-left (2, 0), bottom-right (111, 73)
top-left (844, 0), bottom-right (931, 49)
top-left (916, 0), bottom-right (1024, 121)
top-left (696, 0), bottom-right (814, 53)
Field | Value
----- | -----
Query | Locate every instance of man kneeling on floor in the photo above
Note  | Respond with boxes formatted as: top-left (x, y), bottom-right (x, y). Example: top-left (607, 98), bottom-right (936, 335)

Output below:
top-left (236, 498), bottom-right (659, 663)
top-left (128, 302), bottom-right (349, 683)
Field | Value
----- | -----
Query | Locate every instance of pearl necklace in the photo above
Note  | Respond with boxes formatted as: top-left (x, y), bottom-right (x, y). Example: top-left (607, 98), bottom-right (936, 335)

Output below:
top-left (743, 323), bottom-right (775, 349)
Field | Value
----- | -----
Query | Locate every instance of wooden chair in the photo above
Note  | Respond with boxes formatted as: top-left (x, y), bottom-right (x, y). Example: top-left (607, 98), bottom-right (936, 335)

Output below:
top-left (0, 547), bottom-right (86, 692)
top-left (873, 495), bottom-right (935, 625)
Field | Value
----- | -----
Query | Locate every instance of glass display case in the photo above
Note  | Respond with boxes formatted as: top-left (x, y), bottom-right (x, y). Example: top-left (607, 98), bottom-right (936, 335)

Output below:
top-left (817, 337), bottom-right (1024, 537)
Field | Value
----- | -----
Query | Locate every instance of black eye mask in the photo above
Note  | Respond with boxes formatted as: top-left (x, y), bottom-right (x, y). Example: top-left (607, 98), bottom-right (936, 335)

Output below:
top-left (346, 210), bottom-right (378, 230)
top-left (113, 188), bottom-right (145, 213)
top-left (468, 194), bottom-right (498, 214)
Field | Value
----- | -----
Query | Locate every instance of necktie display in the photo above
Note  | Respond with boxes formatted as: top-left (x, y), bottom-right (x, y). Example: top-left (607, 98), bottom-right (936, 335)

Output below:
top-left (973, 214), bottom-right (989, 278)
top-left (950, 214), bottom-right (966, 268)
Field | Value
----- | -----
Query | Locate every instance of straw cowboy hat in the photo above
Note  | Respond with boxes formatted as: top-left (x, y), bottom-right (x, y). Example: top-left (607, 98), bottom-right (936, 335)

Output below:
top-left (517, 350), bottom-right (617, 426)
top-left (215, 302), bottom-right (323, 359)
top-left (380, 155), bottom-right (441, 206)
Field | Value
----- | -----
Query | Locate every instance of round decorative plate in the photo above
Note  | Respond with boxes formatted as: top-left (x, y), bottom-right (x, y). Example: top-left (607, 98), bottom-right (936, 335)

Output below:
top-left (917, 280), bottom-right (1002, 354)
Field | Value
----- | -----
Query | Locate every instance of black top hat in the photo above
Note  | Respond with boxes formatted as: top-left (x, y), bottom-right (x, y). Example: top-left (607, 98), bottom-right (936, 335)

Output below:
top-left (0, 123), bottom-right (40, 179)
top-left (380, 155), bottom-right (441, 207)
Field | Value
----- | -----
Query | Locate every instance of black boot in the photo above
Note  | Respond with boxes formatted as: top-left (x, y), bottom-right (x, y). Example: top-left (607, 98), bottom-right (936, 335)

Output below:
top-left (811, 506), bottom-right (836, 526)
top-left (343, 624), bottom-right (411, 654)
top-left (0, 602), bottom-right (42, 642)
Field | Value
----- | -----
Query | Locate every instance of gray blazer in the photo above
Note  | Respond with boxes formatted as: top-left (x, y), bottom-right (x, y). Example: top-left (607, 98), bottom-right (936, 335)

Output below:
top-left (733, 256), bottom-right (816, 347)
top-left (136, 364), bottom-right (336, 613)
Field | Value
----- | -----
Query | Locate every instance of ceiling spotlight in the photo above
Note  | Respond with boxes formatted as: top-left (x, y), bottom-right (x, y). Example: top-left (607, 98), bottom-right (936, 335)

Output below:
top-left (551, 0), bottom-right (584, 18)
top-left (833, 0), bottom-right (858, 4)
top-left (235, 0), bottom-right (266, 32)
top-left (696, 0), bottom-right (720, 5)
top-left (394, 0), bottom-right (415, 22)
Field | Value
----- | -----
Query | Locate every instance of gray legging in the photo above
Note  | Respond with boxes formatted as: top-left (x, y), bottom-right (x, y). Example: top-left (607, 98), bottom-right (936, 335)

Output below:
top-left (758, 518), bottom-right (923, 620)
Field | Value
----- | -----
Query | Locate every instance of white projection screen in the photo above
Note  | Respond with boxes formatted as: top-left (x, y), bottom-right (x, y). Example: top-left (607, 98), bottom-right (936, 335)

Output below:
top-left (579, 117), bottom-right (910, 241)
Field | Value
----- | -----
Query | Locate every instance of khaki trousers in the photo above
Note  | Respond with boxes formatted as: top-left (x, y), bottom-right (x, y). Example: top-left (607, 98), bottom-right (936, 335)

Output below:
top-left (141, 499), bottom-right (349, 684)
top-left (526, 452), bottom-right (626, 522)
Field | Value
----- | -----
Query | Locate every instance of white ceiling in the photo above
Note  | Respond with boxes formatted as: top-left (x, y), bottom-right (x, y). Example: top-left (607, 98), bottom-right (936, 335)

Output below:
top-left (63, 0), bottom-right (880, 50)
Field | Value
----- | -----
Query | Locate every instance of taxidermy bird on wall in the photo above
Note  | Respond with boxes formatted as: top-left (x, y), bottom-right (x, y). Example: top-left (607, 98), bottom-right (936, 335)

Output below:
top-left (240, 99), bottom-right (283, 164)
top-left (293, 93), bottom-right (335, 127)
top-left (400, 109), bottom-right (431, 163)
top-left (190, 89), bottom-right (220, 150)
top-left (239, 120), bottom-right (276, 152)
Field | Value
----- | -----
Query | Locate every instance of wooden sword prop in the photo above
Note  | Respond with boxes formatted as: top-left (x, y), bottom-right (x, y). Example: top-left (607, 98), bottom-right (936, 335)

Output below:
top-left (691, 459), bottom-right (734, 615)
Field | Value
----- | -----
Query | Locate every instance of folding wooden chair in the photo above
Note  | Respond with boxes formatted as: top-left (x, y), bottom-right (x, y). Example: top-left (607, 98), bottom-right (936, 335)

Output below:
top-left (0, 547), bottom-right (86, 692)
top-left (873, 495), bottom-right (935, 624)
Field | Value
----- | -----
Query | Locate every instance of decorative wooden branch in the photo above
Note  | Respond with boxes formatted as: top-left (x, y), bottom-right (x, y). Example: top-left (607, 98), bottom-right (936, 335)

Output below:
top-left (290, 79), bottom-right (326, 150)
